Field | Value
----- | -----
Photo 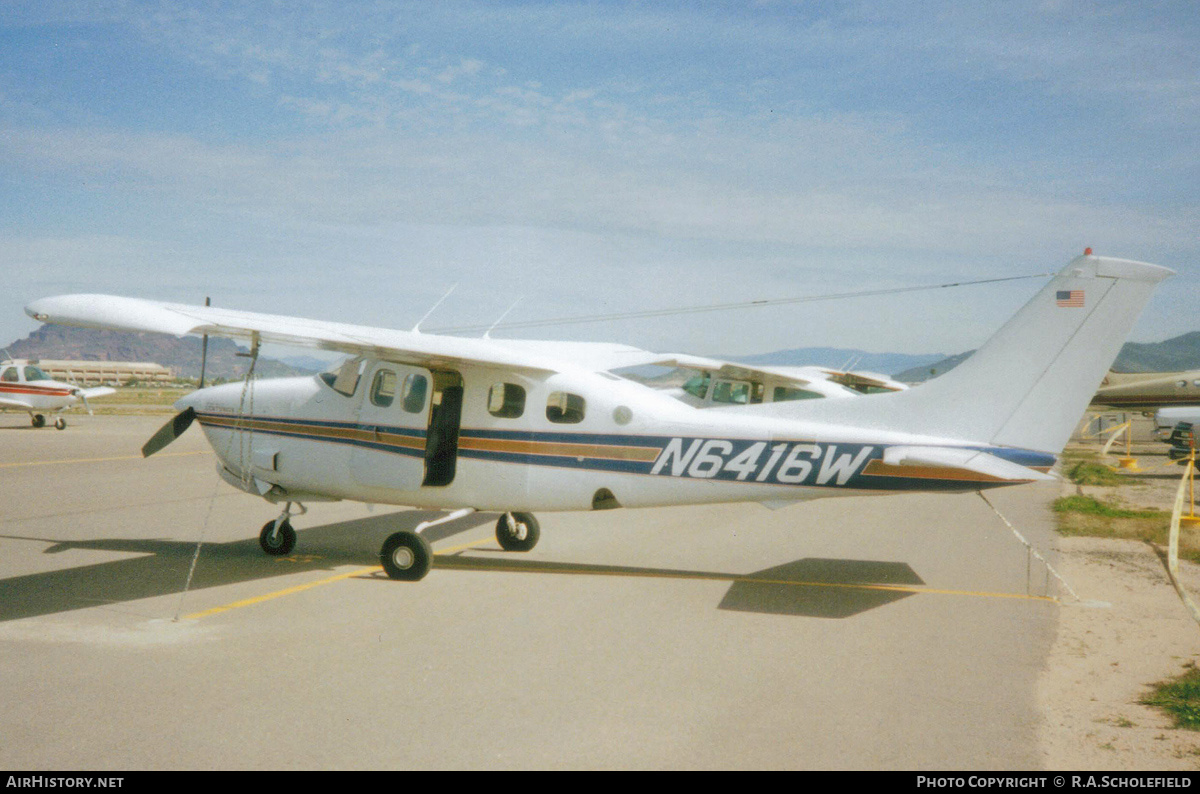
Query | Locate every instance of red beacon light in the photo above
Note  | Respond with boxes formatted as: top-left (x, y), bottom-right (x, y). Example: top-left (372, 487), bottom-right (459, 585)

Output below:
top-left (1084, 247), bottom-right (1093, 256)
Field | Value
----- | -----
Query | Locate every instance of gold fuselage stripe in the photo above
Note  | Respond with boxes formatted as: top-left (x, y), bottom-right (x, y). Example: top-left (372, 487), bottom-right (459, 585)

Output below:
top-left (456, 436), bottom-right (660, 463)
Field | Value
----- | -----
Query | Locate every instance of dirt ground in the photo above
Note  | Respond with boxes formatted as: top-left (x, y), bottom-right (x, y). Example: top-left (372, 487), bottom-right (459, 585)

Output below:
top-left (1039, 433), bottom-right (1200, 769)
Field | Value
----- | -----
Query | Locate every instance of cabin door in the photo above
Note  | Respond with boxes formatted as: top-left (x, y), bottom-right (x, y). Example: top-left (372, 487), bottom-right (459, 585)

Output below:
top-left (349, 361), bottom-right (432, 492)
top-left (422, 370), bottom-right (463, 487)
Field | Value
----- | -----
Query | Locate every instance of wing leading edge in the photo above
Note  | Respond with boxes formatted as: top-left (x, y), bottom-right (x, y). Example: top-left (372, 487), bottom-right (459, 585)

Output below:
top-left (25, 294), bottom-right (569, 374)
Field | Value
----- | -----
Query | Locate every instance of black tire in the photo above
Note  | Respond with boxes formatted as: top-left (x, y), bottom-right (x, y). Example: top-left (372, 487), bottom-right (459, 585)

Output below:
top-left (259, 519), bottom-right (297, 556)
top-left (54, 417), bottom-right (66, 430)
top-left (496, 512), bottom-right (540, 552)
top-left (380, 531), bottom-right (432, 581)
top-left (31, 414), bottom-right (45, 428)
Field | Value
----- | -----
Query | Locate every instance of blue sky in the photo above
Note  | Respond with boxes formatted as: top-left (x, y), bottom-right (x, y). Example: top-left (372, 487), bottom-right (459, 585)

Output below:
top-left (2, 0), bottom-right (1196, 360)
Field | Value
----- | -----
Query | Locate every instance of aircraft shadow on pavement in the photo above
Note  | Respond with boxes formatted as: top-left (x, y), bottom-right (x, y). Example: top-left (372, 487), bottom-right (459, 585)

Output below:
top-left (0, 511), bottom-right (922, 622)
top-left (0, 510), bottom-right (494, 623)
top-left (431, 555), bottom-right (924, 619)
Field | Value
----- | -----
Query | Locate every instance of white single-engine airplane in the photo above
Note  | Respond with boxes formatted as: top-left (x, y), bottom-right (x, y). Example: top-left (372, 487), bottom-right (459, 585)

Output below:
top-left (0, 359), bottom-right (115, 429)
top-left (25, 251), bottom-right (1171, 580)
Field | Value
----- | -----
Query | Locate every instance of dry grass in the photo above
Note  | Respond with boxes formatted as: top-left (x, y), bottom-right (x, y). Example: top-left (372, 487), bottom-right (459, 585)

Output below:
top-left (79, 387), bottom-right (194, 415)
top-left (1052, 488), bottom-right (1200, 563)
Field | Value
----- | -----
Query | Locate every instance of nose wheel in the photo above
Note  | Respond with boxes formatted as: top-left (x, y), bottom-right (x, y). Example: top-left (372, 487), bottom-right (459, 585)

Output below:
top-left (496, 512), bottom-right (540, 552)
top-left (54, 417), bottom-right (66, 430)
top-left (259, 519), bottom-right (297, 556)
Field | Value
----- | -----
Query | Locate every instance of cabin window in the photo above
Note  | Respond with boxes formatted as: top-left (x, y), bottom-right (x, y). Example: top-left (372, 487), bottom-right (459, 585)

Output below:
top-left (682, 371), bottom-right (710, 399)
top-left (1, 367), bottom-right (17, 382)
top-left (546, 391), bottom-right (586, 424)
top-left (23, 366), bottom-right (48, 381)
top-left (488, 383), bottom-right (526, 418)
top-left (370, 370), bottom-right (397, 407)
top-left (773, 386), bottom-right (825, 402)
top-left (711, 380), bottom-right (751, 405)
top-left (401, 374), bottom-right (428, 414)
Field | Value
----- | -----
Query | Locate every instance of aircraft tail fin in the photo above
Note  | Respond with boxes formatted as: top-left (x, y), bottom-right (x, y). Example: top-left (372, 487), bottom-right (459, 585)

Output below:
top-left (764, 253), bottom-right (1173, 454)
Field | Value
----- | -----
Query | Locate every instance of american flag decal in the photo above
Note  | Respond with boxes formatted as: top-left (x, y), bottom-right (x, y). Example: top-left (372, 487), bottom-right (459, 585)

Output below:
top-left (1056, 290), bottom-right (1084, 308)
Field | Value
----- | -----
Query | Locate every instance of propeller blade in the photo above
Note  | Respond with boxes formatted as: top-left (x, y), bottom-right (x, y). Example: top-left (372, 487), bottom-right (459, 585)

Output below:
top-left (142, 407), bottom-right (196, 457)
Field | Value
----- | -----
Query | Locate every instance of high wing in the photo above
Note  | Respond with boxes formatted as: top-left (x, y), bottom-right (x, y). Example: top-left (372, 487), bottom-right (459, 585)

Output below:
top-left (606, 354), bottom-right (876, 399)
top-left (23, 295), bottom-right (912, 390)
top-left (24, 294), bottom-right (646, 375)
top-left (795, 367), bottom-right (907, 393)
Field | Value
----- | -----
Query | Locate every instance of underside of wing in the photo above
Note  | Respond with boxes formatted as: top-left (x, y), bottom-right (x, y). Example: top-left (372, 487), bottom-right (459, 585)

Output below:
top-left (26, 294), bottom-right (566, 374)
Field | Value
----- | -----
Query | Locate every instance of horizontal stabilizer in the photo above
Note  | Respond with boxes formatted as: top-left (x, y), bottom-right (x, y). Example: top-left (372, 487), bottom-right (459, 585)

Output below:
top-left (880, 446), bottom-right (1055, 483)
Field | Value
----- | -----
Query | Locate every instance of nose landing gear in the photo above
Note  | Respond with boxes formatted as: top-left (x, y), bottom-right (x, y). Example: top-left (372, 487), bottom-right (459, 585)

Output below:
top-left (258, 502), bottom-right (305, 556)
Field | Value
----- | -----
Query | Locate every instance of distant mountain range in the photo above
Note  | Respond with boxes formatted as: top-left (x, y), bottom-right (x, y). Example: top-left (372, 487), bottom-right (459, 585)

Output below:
top-left (891, 332), bottom-right (1200, 383)
top-left (4, 325), bottom-right (314, 380)
top-left (7, 325), bottom-right (1199, 384)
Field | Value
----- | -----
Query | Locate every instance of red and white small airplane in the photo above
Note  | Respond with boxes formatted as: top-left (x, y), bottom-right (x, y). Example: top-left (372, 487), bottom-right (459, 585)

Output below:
top-left (0, 359), bottom-right (115, 429)
top-left (24, 251), bottom-right (1171, 579)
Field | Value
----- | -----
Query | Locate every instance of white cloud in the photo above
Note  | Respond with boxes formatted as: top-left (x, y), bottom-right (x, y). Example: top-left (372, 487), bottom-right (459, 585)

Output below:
top-left (2, 1), bottom-right (1195, 355)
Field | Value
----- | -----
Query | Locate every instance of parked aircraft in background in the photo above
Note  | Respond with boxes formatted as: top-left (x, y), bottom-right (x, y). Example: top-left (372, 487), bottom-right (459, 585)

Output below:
top-left (619, 356), bottom-right (906, 408)
top-left (0, 359), bottom-right (115, 429)
top-left (24, 251), bottom-right (1170, 580)
top-left (1091, 369), bottom-right (1200, 410)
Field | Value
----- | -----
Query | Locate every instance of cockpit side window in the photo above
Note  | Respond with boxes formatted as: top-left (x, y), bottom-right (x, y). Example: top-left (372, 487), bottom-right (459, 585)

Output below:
top-left (24, 366), bottom-right (48, 381)
top-left (401, 374), bottom-right (428, 414)
top-left (370, 369), bottom-right (397, 407)
top-left (773, 386), bottom-right (824, 402)
top-left (682, 371), bottom-right (710, 399)
top-left (711, 379), bottom-right (751, 405)
top-left (1, 367), bottom-right (17, 382)
top-left (546, 391), bottom-right (586, 424)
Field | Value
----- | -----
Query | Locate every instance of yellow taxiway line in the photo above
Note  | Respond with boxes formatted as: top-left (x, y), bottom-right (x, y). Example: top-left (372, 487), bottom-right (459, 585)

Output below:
top-left (182, 537), bottom-right (492, 620)
top-left (185, 539), bottom-right (1056, 620)
top-left (0, 450), bottom-right (211, 469)
top-left (432, 559), bottom-right (1059, 604)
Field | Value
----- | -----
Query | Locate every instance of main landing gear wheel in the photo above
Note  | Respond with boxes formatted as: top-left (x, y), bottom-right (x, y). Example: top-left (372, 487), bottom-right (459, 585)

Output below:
top-left (380, 531), bottom-right (432, 581)
top-left (54, 417), bottom-right (66, 430)
top-left (31, 414), bottom-right (45, 428)
top-left (496, 512), bottom-right (540, 552)
top-left (259, 519), bottom-right (297, 556)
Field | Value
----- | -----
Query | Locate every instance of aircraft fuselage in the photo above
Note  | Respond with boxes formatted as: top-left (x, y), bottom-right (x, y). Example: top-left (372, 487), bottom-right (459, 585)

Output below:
top-left (181, 363), bottom-right (1055, 514)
